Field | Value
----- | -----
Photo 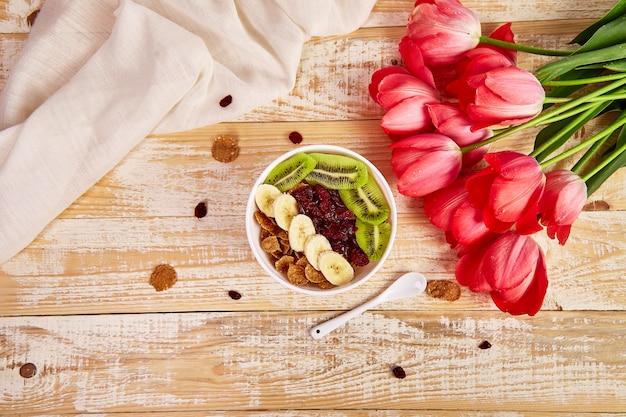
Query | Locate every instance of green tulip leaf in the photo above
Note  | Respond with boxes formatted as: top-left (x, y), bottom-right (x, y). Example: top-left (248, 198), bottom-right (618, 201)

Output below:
top-left (585, 124), bottom-right (626, 196)
top-left (534, 101), bottom-right (613, 161)
top-left (575, 14), bottom-right (626, 53)
top-left (603, 59), bottom-right (626, 72)
top-left (577, 60), bottom-right (626, 72)
top-left (571, 0), bottom-right (626, 46)
top-left (535, 43), bottom-right (626, 82)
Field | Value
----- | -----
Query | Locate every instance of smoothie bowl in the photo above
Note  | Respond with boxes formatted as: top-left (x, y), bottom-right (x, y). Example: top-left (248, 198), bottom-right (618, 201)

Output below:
top-left (245, 144), bottom-right (397, 295)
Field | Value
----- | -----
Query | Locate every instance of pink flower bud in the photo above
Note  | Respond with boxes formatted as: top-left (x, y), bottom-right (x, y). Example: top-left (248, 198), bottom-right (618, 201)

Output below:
top-left (376, 73), bottom-right (440, 110)
top-left (407, 0), bottom-right (481, 67)
top-left (466, 151), bottom-right (545, 234)
top-left (538, 170), bottom-right (587, 245)
top-left (456, 231), bottom-right (548, 316)
top-left (389, 133), bottom-right (462, 197)
top-left (427, 103), bottom-right (491, 168)
top-left (456, 66), bottom-right (545, 130)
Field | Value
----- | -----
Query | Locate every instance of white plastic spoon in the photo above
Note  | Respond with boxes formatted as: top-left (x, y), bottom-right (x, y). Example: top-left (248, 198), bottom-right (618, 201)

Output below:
top-left (309, 272), bottom-right (427, 339)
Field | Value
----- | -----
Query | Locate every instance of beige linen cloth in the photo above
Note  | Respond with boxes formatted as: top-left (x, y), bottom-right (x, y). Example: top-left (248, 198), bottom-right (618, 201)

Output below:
top-left (0, 0), bottom-right (377, 264)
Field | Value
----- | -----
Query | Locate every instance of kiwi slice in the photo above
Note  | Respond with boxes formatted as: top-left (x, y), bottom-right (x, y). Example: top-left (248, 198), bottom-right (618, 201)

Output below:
top-left (305, 153), bottom-right (368, 190)
top-left (338, 175), bottom-right (390, 225)
top-left (355, 218), bottom-right (391, 261)
top-left (265, 153), bottom-right (317, 192)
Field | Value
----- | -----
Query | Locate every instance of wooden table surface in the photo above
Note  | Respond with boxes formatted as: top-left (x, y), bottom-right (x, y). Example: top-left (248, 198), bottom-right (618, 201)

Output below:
top-left (1, 0), bottom-right (625, 415)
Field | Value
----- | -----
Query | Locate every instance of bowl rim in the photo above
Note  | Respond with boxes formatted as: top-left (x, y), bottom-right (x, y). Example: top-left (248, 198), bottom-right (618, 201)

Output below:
top-left (245, 144), bottom-right (397, 295)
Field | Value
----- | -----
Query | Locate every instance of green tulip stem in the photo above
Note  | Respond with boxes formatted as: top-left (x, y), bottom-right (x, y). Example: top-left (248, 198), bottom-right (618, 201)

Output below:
top-left (581, 141), bottom-right (626, 182)
top-left (536, 101), bottom-right (604, 126)
top-left (478, 36), bottom-right (574, 56)
top-left (539, 115), bottom-right (626, 170)
top-left (543, 92), bottom-right (626, 105)
top-left (529, 104), bottom-right (602, 159)
top-left (542, 72), bottom-right (626, 86)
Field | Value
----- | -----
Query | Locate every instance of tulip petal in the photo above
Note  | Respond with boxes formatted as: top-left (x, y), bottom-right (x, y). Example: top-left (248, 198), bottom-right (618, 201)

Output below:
top-left (380, 95), bottom-right (436, 135)
top-left (399, 36), bottom-right (437, 89)
top-left (481, 206), bottom-right (514, 233)
top-left (407, 0), bottom-right (481, 66)
top-left (538, 170), bottom-right (587, 245)
top-left (390, 147), bottom-right (427, 177)
top-left (490, 250), bottom-right (548, 316)
top-left (397, 152), bottom-right (461, 197)
top-left (369, 66), bottom-right (409, 105)
top-left (377, 73), bottom-right (439, 110)
top-left (466, 168), bottom-right (495, 208)
top-left (423, 175), bottom-right (469, 231)
top-left (452, 200), bottom-right (493, 246)
top-left (485, 232), bottom-right (538, 291)
top-left (455, 248), bottom-right (493, 292)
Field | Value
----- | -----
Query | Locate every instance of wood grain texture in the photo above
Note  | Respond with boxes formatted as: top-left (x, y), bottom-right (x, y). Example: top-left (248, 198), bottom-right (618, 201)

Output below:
top-left (1, 0), bottom-right (625, 416)
top-left (2, 311), bottom-right (626, 414)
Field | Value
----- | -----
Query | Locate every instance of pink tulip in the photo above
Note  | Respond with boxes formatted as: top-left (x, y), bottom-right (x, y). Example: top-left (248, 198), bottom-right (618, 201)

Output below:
top-left (538, 170), bottom-right (587, 245)
top-left (456, 66), bottom-right (545, 130)
top-left (482, 23), bottom-right (517, 63)
top-left (423, 174), bottom-right (496, 247)
top-left (427, 103), bottom-right (491, 168)
top-left (389, 133), bottom-right (462, 197)
top-left (380, 94), bottom-right (439, 135)
top-left (446, 46), bottom-right (515, 102)
top-left (455, 236), bottom-right (494, 293)
top-left (423, 174), bottom-right (469, 231)
top-left (407, 0), bottom-right (481, 67)
top-left (398, 36), bottom-right (437, 89)
top-left (376, 73), bottom-right (440, 110)
top-left (466, 151), bottom-right (545, 234)
top-left (456, 231), bottom-right (548, 316)
top-left (451, 23), bottom-right (517, 84)
top-left (451, 199), bottom-right (495, 246)
top-left (369, 66), bottom-right (409, 105)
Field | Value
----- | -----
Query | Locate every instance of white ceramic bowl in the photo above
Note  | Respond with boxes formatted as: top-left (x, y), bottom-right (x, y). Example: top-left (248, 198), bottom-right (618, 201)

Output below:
top-left (245, 144), bottom-right (397, 295)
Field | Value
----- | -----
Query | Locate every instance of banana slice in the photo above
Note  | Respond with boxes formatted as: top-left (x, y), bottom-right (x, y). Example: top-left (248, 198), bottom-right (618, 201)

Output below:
top-left (318, 250), bottom-right (354, 286)
top-left (254, 184), bottom-right (282, 217)
top-left (288, 214), bottom-right (316, 252)
top-left (273, 193), bottom-right (300, 230)
top-left (304, 234), bottom-right (333, 270)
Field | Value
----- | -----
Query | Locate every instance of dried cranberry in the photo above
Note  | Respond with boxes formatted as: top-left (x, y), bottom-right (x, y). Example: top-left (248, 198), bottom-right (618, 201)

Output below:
top-left (219, 95), bottom-right (233, 107)
top-left (478, 340), bottom-right (492, 349)
top-left (290, 183), bottom-right (368, 266)
top-left (194, 201), bottom-right (207, 218)
top-left (392, 366), bottom-right (406, 379)
top-left (350, 249), bottom-right (370, 267)
top-left (288, 131), bottom-right (303, 144)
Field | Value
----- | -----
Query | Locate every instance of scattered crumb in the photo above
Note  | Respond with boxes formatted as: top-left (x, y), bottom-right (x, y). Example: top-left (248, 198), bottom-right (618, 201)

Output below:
top-left (150, 264), bottom-right (177, 292)
top-left (583, 200), bottom-right (610, 211)
top-left (19, 363), bottom-right (37, 378)
top-left (426, 280), bottom-right (461, 301)
top-left (212, 135), bottom-right (239, 162)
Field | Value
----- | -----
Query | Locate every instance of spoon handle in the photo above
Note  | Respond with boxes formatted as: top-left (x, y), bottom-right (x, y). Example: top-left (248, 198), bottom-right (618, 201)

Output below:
top-left (309, 296), bottom-right (382, 339)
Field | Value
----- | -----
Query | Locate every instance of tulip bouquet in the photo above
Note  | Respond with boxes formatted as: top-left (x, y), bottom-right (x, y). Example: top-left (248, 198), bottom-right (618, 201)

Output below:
top-left (369, 0), bottom-right (626, 315)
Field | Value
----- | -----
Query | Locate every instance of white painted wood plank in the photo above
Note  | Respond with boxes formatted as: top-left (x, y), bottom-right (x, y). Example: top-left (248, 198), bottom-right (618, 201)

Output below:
top-left (0, 210), bottom-right (623, 315)
top-left (2, 311), bottom-right (626, 414)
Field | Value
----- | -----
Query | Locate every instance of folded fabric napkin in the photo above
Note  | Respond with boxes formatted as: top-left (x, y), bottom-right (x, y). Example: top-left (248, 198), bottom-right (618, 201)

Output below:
top-left (0, 0), bottom-right (377, 264)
